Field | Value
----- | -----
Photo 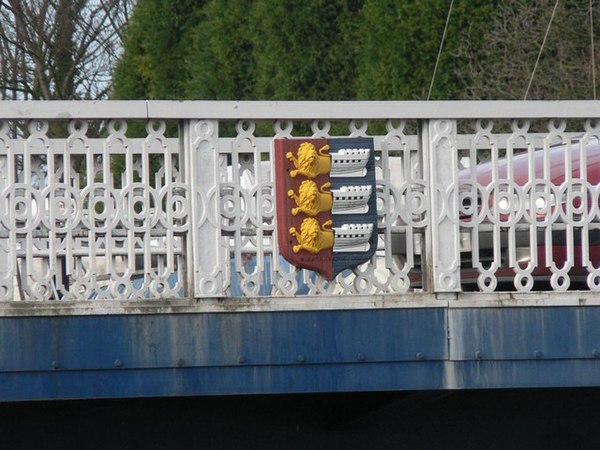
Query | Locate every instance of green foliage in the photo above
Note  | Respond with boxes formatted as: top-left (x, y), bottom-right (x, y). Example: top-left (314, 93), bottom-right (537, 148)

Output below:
top-left (114, 0), bottom-right (595, 102)
top-left (113, 0), bottom-right (369, 101)
top-left (112, 0), bottom-right (204, 100)
top-left (463, 0), bottom-right (600, 100)
top-left (248, 0), bottom-right (362, 100)
top-left (355, 0), bottom-right (494, 100)
top-left (186, 0), bottom-right (256, 99)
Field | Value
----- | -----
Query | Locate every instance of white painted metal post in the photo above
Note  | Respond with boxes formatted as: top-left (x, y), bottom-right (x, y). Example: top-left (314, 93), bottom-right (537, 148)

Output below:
top-left (0, 130), bottom-right (9, 300)
top-left (426, 119), bottom-right (461, 292)
top-left (185, 120), bottom-right (225, 297)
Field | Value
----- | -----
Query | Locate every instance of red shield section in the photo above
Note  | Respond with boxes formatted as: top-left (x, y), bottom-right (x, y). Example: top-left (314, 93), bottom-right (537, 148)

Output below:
top-left (274, 138), bottom-right (334, 279)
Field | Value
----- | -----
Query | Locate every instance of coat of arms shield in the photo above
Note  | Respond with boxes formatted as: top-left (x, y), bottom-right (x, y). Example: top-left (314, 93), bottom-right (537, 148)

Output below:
top-left (274, 137), bottom-right (377, 280)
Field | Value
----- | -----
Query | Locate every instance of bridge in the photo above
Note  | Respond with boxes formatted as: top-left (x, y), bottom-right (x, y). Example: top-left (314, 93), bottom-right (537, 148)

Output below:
top-left (1, 100), bottom-right (600, 401)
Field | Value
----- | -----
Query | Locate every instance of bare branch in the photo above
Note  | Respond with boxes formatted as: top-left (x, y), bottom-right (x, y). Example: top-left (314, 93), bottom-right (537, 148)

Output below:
top-left (0, 0), bottom-right (136, 99)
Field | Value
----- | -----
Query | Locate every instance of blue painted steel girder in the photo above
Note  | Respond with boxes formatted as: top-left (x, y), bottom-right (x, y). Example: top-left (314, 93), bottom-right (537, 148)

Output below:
top-left (448, 307), bottom-right (600, 360)
top-left (0, 363), bottom-right (448, 402)
top-left (0, 309), bottom-right (447, 373)
top-left (2, 305), bottom-right (600, 401)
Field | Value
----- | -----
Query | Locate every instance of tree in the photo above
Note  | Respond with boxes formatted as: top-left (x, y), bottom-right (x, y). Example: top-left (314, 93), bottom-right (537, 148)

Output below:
top-left (116, 0), bottom-right (534, 102)
top-left (114, 0), bottom-right (362, 101)
top-left (0, 0), bottom-right (134, 100)
top-left (457, 0), bottom-right (600, 100)
top-left (247, 0), bottom-right (362, 100)
top-left (354, 0), bottom-right (494, 100)
top-left (111, 0), bottom-right (202, 100)
top-left (185, 0), bottom-right (255, 100)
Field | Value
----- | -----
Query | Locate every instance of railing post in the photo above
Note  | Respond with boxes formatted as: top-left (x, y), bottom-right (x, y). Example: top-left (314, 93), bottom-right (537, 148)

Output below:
top-left (423, 119), bottom-right (461, 292)
top-left (0, 143), bottom-right (9, 300)
top-left (184, 119), bottom-right (225, 297)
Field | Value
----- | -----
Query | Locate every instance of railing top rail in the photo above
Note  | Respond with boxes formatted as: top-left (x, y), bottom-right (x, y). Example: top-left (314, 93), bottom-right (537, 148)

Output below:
top-left (1, 100), bottom-right (600, 120)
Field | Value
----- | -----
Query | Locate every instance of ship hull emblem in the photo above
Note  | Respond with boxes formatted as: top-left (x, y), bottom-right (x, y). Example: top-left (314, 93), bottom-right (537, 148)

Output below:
top-left (275, 138), bottom-right (377, 280)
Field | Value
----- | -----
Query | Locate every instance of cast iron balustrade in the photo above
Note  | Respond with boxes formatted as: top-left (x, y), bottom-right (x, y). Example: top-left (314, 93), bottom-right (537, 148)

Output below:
top-left (1, 100), bottom-right (599, 300)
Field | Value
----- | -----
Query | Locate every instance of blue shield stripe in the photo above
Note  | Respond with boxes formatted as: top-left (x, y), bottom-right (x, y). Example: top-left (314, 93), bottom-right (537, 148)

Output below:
top-left (329, 137), bottom-right (378, 276)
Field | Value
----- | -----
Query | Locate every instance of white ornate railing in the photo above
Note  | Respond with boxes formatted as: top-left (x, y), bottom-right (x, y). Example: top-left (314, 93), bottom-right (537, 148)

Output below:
top-left (1, 100), bottom-right (600, 301)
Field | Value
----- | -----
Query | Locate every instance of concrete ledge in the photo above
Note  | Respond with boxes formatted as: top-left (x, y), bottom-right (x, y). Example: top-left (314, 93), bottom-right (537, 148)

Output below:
top-left (2, 291), bottom-right (600, 317)
top-left (0, 293), bottom-right (443, 317)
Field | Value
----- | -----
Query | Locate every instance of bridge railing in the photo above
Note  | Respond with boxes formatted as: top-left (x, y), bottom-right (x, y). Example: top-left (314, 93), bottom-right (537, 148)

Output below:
top-left (1, 100), bottom-right (599, 301)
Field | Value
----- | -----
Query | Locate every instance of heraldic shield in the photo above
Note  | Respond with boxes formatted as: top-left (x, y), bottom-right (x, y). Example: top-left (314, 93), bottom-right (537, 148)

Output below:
top-left (274, 137), bottom-right (378, 280)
